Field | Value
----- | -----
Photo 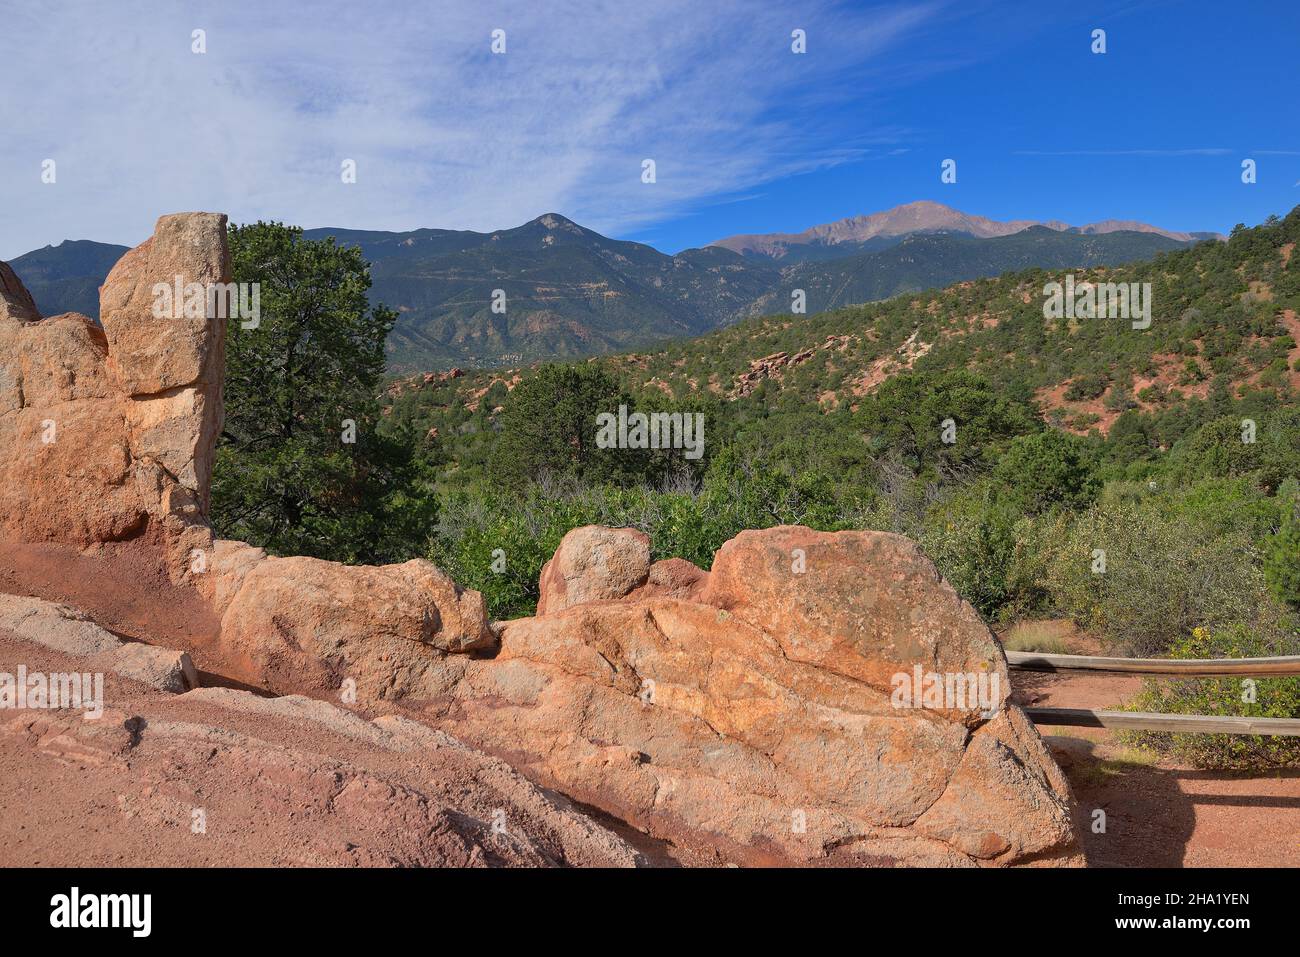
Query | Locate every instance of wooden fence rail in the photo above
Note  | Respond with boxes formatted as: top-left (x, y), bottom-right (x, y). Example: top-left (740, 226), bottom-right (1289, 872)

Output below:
top-left (1006, 651), bottom-right (1300, 678)
top-left (1024, 707), bottom-right (1300, 737)
top-left (1008, 651), bottom-right (1300, 736)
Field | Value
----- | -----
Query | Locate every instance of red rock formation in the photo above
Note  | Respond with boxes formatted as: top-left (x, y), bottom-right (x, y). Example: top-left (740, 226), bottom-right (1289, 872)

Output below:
top-left (443, 524), bottom-right (1080, 866)
top-left (197, 543), bottom-right (494, 701)
top-left (100, 213), bottom-right (230, 513)
top-left (732, 346), bottom-right (817, 397)
top-left (0, 218), bottom-right (1081, 867)
top-left (0, 213), bottom-right (226, 579)
top-left (537, 525), bottom-right (651, 615)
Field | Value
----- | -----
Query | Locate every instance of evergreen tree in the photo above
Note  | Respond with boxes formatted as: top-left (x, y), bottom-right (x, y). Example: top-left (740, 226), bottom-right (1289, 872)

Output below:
top-left (212, 222), bottom-right (434, 562)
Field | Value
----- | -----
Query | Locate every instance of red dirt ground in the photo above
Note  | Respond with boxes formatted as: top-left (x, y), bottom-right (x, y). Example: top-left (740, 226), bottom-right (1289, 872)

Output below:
top-left (0, 539), bottom-right (255, 691)
top-left (1013, 669), bottom-right (1300, 867)
top-left (1, 541), bottom-right (1295, 867)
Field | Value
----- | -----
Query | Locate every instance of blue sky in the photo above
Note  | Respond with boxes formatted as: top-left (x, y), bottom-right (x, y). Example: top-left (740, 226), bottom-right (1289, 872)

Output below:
top-left (1, 0), bottom-right (1297, 260)
top-left (632, 0), bottom-right (1300, 250)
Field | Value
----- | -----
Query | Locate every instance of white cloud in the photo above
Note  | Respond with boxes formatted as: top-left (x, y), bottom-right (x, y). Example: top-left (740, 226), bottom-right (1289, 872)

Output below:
top-left (0, 0), bottom-right (939, 259)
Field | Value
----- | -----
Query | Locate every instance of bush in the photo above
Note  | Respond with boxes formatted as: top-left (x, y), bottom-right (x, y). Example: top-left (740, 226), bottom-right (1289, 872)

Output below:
top-left (920, 483), bottom-right (1045, 620)
top-left (1123, 625), bottom-right (1300, 769)
top-left (854, 370), bottom-right (1039, 478)
top-left (1164, 409), bottom-right (1300, 493)
top-left (1264, 484), bottom-right (1300, 609)
top-left (991, 430), bottom-right (1100, 514)
top-left (429, 448), bottom-right (860, 619)
top-left (1065, 374), bottom-right (1108, 401)
top-left (431, 481), bottom-right (654, 620)
top-left (656, 447), bottom-right (854, 566)
top-left (489, 364), bottom-right (649, 489)
top-left (1042, 495), bottom-right (1282, 655)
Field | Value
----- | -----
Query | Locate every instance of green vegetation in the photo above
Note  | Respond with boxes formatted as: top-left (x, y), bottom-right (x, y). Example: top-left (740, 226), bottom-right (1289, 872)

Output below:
top-left (1124, 626), bottom-right (1300, 770)
top-left (212, 222), bottom-right (435, 563)
top-left (213, 207), bottom-right (1300, 768)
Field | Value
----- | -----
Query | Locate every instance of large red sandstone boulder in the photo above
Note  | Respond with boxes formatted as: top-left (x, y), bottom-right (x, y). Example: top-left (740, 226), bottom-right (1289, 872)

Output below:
top-left (628, 556), bottom-right (709, 602)
top-left (198, 545), bottom-right (495, 703)
top-left (700, 526), bottom-right (1007, 724)
top-left (436, 524), bottom-right (1078, 867)
top-left (538, 526), bottom-right (710, 611)
top-left (537, 525), bottom-right (652, 615)
top-left (0, 213), bottom-right (227, 578)
top-left (100, 212), bottom-right (229, 508)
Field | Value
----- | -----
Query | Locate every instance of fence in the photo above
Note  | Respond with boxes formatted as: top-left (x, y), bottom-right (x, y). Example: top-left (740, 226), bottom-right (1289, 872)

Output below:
top-left (1006, 651), bottom-right (1300, 737)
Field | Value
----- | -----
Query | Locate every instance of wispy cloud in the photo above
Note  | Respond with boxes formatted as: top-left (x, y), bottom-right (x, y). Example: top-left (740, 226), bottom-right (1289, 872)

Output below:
top-left (0, 0), bottom-right (941, 258)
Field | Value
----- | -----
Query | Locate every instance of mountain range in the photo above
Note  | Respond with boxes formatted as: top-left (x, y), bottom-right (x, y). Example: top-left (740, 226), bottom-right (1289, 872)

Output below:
top-left (711, 199), bottom-right (1223, 261)
top-left (7, 202), bottom-right (1218, 373)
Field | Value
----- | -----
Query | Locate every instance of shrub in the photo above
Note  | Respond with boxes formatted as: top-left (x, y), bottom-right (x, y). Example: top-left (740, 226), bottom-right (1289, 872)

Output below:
top-left (1123, 625), bottom-right (1300, 769)
top-left (1264, 484), bottom-right (1300, 609)
top-left (920, 483), bottom-right (1046, 620)
top-left (1042, 496), bottom-right (1282, 655)
top-left (489, 364), bottom-right (648, 489)
top-left (431, 481), bottom-right (653, 620)
top-left (429, 448), bottom-right (860, 619)
top-left (1065, 374), bottom-right (1108, 401)
top-left (1164, 409), bottom-right (1300, 492)
top-left (991, 430), bottom-right (1100, 514)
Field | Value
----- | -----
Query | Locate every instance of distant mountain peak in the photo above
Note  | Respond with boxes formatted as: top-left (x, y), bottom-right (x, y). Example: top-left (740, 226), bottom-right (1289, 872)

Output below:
top-left (531, 213), bottom-right (583, 231)
top-left (8, 204), bottom-right (1221, 372)
top-left (710, 201), bottom-right (1221, 260)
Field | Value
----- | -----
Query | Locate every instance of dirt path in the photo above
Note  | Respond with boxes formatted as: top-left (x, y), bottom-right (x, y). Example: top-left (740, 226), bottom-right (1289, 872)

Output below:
top-left (1012, 669), bottom-right (1300, 867)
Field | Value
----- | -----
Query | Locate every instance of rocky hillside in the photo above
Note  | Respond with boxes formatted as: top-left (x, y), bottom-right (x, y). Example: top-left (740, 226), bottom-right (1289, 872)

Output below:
top-left (0, 214), bottom-right (1083, 867)
top-left (635, 212), bottom-right (1299, 436)
top-left (383, 207), bottom-right (1299, 455)
top-left (8, 204), bottom-right (1204, 373)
